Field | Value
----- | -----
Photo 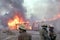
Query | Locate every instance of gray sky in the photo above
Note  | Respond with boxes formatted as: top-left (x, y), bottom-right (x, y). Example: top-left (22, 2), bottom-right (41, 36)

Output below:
top-left (23, 0), bottom-right (60, 21)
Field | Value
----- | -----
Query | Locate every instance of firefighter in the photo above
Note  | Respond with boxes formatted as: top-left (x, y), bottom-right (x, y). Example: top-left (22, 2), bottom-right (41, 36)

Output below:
top-left (18, 24), bottom-right (32, 40)
top-left (39, 24), bottom-right (50, 40)
top-left (49, 25), bottom-right (57, 40)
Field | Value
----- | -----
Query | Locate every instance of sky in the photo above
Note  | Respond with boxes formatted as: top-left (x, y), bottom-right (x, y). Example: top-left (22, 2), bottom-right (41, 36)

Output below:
top-left (23, 0), bottom-right (60, 21)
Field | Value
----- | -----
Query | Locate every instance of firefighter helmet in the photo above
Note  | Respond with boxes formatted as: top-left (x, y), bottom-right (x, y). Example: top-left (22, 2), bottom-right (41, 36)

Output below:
top-left (49, 24), bottom-right (54, 29)
top-left (41, 24), bottom-right (47, 28)
top-left (19, 24), bottom-right (26, 30)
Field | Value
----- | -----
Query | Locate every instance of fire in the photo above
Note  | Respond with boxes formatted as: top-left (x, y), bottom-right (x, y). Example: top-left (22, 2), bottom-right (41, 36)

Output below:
top-left (8, 15), bottom-right (32, 30)
top-left (48, 13), bottom-right (60, 21)
top-left (43, 13), bottom-right (60, 21)
top-left (8, 15), bottom-right (25, 30)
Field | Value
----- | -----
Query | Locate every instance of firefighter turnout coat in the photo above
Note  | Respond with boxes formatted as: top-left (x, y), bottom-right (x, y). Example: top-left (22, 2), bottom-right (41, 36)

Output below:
top-left (18, 32), bottom-right (32, 40)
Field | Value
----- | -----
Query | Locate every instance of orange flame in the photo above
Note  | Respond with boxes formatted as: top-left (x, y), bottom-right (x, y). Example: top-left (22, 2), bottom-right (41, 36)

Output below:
top-left (8, 15), bottom-right (32, 30)
top-left (8, 15), bottom-right (25, 30)
top-left (43, 14), bottom-right (60, 21)
top-left (48, 13), bottom-right (60, 21)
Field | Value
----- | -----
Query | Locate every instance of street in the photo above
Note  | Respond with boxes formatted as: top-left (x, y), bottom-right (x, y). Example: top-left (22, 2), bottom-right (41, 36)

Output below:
top-left (0, 30), bottom-right (60, 40)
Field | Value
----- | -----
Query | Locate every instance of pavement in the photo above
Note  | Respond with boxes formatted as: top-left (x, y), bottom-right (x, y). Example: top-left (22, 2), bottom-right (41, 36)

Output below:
top-left (0, 30), bottom-right (60, 40)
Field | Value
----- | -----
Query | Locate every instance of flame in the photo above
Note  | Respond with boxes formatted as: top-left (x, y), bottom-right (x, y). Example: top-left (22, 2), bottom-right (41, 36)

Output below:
top-left (48, 14), bottom-right (60, 21)
top-left (43, 14), bottom-right (60, 21)
top-left (8, 15), bottom-right (32, 30)
top-left (8, 15), bottom-right (25, 30)
top-left (29, 26), bottom-right (32, 30)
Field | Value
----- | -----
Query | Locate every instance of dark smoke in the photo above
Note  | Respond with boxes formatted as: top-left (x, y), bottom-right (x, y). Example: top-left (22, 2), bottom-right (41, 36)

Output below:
top-left (0, 0), bottom-right (26, 27)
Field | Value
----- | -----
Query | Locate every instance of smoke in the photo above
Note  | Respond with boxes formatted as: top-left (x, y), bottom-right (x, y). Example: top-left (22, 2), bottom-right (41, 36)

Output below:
top-left (0, 0), bottom-right (60, 23)
top-left (23, 0), bottom-right (60, 32)
top-left (0, 0), bottom-right (25, 15)
top-left (0, 0), bottom-right (25, 27)
top-left (23, 0), bottom-right (60, 21)
top-left (42, 13), bottom-right (60, 21)
top-left (0, 0), bottom-right (60, 31)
